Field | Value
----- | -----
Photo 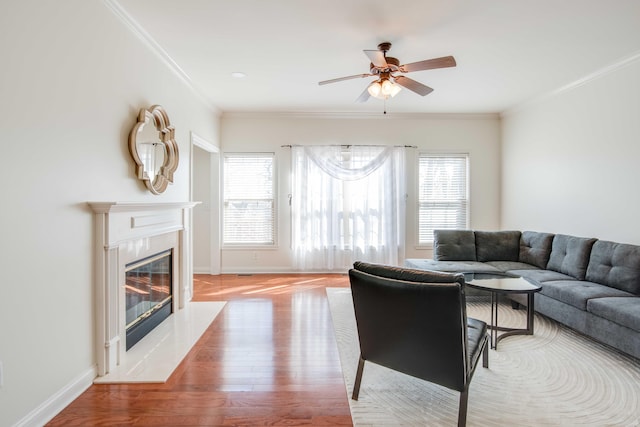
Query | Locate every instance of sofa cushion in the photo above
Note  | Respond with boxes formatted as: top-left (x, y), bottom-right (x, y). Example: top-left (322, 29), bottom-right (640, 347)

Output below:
top-left (433, 229), bottom-right (476, 261)
top-left (539, 280), bottom-right (634, 311)
top-left (404, 259), bottom-right (501, 274)
top-left (519, 231), bottom-right (555, 269)
top-left (585, 240), bottom-right (640, 295)
top-left (354, 261), bottom-right (465, 284)
top-left (587, 297), bottom-right (640, 333)
top-left (547, 234), bottom-right (596, 280)
top-left (508, 269), bottom-right (576, 284)
top-left (485, 261), bottom-right (540, 272)
top-left (475, 230), bottom-right (521, 262)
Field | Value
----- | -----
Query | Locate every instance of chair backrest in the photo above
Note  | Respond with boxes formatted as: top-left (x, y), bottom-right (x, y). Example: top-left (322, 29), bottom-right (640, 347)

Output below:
top-left (349, 263), bottom-right (470, 391)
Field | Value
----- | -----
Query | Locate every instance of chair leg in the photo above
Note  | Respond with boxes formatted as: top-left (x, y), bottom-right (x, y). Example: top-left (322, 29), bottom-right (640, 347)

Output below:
top-left (352, 355), bottom-right (365, 400)
top-left (458, 389), bottom-right (468, 427)
top-left (482, 337), bottom-right (489, 368)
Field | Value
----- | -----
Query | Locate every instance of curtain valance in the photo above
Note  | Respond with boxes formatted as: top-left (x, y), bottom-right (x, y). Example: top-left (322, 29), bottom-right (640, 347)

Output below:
top-left (301, 145), bottom-right (394, 181)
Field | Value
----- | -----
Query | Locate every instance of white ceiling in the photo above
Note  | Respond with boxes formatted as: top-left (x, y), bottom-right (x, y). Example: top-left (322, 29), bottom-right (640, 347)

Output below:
top-left (115, 0), bottom-right (640, 114)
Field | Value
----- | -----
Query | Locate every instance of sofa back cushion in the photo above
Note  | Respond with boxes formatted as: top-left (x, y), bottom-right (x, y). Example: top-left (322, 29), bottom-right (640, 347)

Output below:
top-left (547, 234), bottom-right (596, 280)
top-left (433, 229), bottom-right (476, 261)
top-left (586, 240), bottom-right (640, 295)
top-left (475, 230), bottom-right (521, 262)
top-left (519, 231), bottom-right (555, 268)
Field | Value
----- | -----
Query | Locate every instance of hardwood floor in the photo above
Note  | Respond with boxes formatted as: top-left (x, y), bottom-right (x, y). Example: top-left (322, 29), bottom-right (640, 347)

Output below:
top-left (47, 274), bottom-right (353, 426)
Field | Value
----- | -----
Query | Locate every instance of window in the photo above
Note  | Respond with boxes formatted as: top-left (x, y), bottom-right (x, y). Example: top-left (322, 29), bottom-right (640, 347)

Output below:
top-left (223, 153), bottom-right (275, 246)
top-left (417, 154), bottom-right (468, 245)
top-left (291, 145), bottom-right (405, 270)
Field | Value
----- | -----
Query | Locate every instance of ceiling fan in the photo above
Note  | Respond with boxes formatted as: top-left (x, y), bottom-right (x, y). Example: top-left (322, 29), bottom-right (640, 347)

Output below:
top-left (318, 42), bottom-right (456, 103)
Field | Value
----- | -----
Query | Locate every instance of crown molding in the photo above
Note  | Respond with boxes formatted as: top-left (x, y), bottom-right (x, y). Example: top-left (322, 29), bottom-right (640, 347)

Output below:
top-left (103, 0), bottom-right (220, 114)
top-left (101, 1), bottom-right (501, 121)
top-left (221, 111), bottom-right (500, 120)
top-left (502, 50), bottom-right (640, 117)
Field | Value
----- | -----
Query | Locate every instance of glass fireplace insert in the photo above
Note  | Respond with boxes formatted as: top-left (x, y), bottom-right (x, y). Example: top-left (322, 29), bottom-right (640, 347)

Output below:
top-left (124, 249), bottom-right (173, 350)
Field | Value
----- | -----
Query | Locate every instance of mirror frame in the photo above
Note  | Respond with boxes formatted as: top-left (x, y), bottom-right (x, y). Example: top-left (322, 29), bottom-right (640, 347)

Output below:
top-left (128, 105), bottom-right (179, 194)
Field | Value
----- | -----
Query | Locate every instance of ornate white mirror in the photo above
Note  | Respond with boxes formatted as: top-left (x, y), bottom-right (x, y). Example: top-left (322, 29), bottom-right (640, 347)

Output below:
top-left (128, 105), bottom-right (179, 194)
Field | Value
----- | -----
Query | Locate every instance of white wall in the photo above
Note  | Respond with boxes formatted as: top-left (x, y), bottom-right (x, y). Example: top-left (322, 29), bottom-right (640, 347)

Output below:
top-left (0, 1), bottom-right (220, 425)
top-left (501, 57), bottom-right (640, 244)
top-left (220, 113), bottom-right (501, 273)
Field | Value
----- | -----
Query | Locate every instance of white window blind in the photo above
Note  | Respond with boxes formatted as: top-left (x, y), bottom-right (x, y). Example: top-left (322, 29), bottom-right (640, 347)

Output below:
top-left (418, 154), bottom-right (469, 245)
top-left (223, 153), bottom-right (275, 246)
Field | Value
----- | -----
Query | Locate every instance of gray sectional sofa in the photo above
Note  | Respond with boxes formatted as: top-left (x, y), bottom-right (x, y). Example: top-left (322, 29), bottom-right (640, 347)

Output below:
top-left (405, 229), bottom-right (640, 359)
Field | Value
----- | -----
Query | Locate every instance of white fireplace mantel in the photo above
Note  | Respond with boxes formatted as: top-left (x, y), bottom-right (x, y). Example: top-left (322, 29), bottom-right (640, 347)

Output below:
top-left (88, 201), bottom-right (199, 377)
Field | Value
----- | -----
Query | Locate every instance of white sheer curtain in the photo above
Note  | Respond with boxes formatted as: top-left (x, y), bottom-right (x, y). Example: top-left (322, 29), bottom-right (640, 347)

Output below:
top-left (291, 145), bottom-right (406, 271)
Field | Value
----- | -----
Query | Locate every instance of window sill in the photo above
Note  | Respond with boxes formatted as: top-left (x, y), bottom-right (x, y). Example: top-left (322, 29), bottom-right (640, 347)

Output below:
top-left (414, 244), bottom-right (434, 250)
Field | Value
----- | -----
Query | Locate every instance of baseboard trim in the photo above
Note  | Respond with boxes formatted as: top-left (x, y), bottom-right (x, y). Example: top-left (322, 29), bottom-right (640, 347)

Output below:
top-left (193, 267), bottom-right (214, 274)
top-left (219, 267), bottom-right (349, 275)
top-left (13, 366), bottom-right (96, 427)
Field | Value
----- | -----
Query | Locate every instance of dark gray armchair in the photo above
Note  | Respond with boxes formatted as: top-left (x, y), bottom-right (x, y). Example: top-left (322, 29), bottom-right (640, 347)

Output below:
top-left (349, 262), bottom-right (489, 427)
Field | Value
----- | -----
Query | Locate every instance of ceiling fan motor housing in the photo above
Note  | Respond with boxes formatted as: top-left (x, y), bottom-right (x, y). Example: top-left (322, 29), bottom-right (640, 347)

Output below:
top-left (377, 42), bottom-right (392, 52)
top-left (370, 56), bottom-right (400, 74)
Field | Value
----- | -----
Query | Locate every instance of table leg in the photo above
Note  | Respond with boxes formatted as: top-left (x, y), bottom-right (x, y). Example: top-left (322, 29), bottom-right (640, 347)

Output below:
top-left (526, 293), bottom-right (535, 335)
top-left (491, 291), bottom-right (498, 349)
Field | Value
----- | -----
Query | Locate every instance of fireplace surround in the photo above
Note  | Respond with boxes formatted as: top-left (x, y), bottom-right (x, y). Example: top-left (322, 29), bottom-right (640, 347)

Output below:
top-left (88, 201), bottom-right (198, 377)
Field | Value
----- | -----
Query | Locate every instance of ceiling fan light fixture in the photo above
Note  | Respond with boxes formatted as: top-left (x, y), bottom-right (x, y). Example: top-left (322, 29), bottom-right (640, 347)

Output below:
top-left (367, 81), bottom-right (382, 98)
top-left (368, 78), bottom-right (401, 100)
top-left (381, 79), bottom-right (393, 96)
top-left (382, 79), bottom-right (401, 98)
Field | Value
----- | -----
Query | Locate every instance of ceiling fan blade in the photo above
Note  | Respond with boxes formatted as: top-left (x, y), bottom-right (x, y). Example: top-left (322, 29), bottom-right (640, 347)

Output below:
top-left (318, 74), bottom-right (372, 85)
top-left (355, 86), bottom-right (371, 103)
top-left (400, 56), bottom-right (457, 73)
top-left (394, 75), bottom-right (434, 96)
top-left (364, 49), bottom-right (388, 68)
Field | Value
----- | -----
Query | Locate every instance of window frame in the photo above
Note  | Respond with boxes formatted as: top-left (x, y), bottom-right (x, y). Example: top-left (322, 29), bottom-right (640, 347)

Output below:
top-left (222, 152), bottom-right (277, 248)
top-left (415, 152), bottom-right (470, 248)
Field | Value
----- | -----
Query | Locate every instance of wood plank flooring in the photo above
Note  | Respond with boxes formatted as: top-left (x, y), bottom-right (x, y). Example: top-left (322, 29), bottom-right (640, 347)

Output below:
top-left (47, 274), bottom-right (353, 426)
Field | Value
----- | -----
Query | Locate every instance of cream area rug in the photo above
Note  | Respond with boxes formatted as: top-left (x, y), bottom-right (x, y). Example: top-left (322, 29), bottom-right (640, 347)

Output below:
top-left (326, 288), bottom-right (640, 426)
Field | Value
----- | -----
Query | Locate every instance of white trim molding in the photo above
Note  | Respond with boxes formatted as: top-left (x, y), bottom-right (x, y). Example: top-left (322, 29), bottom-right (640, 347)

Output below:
top-left (14, 367), bottom-right (97, 427)
top-left (102, 0), bottom-right (220, 114)
top-left (221, 111), bottom-right (500, 120)
top-left (503, 50), bottom-right (640, 117)
top-left (190, 133), bottom-right (221, 275)
top-left (191, 131), bottom-right (219, 153)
